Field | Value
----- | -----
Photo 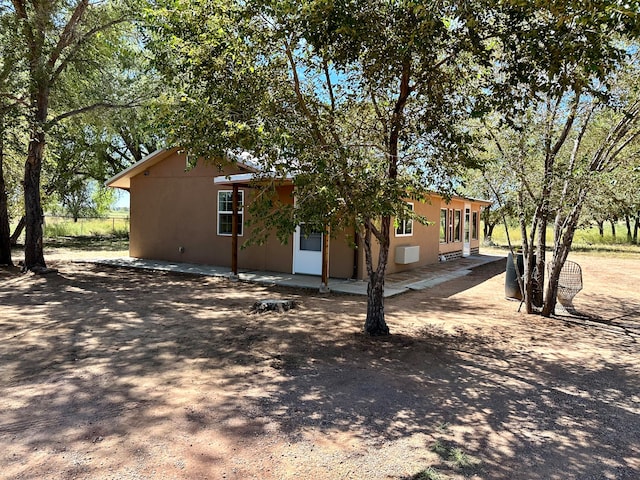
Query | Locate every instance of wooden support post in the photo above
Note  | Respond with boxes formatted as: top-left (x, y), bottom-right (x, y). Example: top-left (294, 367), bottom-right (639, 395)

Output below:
top-left (231, 184), bottom-right (239, 279)
top-left (320, 225), bottom-right (330, 293)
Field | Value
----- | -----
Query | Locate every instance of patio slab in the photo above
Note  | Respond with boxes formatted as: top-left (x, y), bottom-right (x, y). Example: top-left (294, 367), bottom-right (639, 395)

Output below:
top-left (86, 253), bottom-right (505, 297)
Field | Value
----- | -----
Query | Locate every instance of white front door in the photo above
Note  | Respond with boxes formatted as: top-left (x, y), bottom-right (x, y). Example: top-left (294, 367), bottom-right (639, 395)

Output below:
top-left (293, 225), bottom-right (323, 275)
top-left (463, 204), bottom-right (471, 256)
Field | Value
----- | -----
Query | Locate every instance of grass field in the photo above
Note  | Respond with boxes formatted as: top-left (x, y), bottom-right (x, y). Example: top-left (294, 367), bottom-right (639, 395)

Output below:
top-left (488, 223), bottom-right (640, 257)
top-left (8, 215), bottom-right (640, 258)
top-left (44, 216), bottom-right (129, 238)
top-left (9, 214), bottom-right (130, 241)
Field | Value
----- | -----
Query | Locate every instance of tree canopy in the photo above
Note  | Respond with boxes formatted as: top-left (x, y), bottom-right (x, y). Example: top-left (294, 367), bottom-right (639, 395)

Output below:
top-left (1, 0), bottom-right (151, 270)
top-left (147, 0), bottom-right (503, 334)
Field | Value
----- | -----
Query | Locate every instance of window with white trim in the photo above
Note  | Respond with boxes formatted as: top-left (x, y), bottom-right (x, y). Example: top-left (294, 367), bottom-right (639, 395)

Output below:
top-left (439, 209), bottom-right (447, 243)
top-left (217, 190), bottom-right (244, 236)
top-left (395, 203), bottom-right (414, 237)
top-left (454, 209), bottom-right (461, 242)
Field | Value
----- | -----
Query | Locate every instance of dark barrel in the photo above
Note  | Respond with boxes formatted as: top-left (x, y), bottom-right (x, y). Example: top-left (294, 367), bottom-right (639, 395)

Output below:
top-left (505, 252), bottom-right (524, 300)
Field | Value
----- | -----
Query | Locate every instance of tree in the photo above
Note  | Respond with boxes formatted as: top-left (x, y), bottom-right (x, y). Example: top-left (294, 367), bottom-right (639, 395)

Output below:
top-left (148, 0), bottom-right (496, 334)
top-left (0, 4), bottom-right (28, 265)
top-left (51, 178), bottom-right (115, 222)
top-left (43, 102), bottom-right (161, 223)
top-left (486, 1), bottom-right (640, 314)
top-left (463, 133), bottom-right (521, 244)
top-left (0, 112), bottom-right (13, 265)
top-left (7, 0), bottom-right (139, 271)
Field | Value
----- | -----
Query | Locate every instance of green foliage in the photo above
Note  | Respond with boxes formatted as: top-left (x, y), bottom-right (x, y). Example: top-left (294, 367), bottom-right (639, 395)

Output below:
top-left (430, 439), bottom-right (482, 474)
top-left (489, 224), bottom-right (640, 250)
top-left (146, 0), bottom-right (640, 326)
top-left (146, 0), bottom-right (504, 333)
top-left (49, 180), bottom-right (116, 221)
top-left (147, 0), bottom-right (489, 225)
top-left (3, 0), bottom-right (150, 269)
top-left (409, 467), bottom-right (444, 480)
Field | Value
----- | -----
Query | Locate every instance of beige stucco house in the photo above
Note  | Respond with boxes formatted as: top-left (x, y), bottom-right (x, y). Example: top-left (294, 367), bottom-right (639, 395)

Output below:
top-left (106, 147), bottom-right (490, 280)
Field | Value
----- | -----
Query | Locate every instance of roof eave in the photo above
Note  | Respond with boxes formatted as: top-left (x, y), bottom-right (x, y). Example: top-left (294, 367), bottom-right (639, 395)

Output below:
top-left (104, 148), bottom-right (173, 190)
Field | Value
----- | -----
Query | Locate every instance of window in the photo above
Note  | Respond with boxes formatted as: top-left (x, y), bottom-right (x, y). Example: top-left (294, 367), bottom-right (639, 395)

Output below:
top-left (448, 209), bottom-right (454, 242)
top-left (299, 225), bottom-right (322, 251)
top-left (472, 211), bottom-right (478, 240)
top-left (439, 209), bottom-right (447, 243)
top-left (217, 190), bottom-right (244, 236)
top-left (395, 203), bottom-right (414, 237)
top-left (454, 209), bottom-right (461, 242)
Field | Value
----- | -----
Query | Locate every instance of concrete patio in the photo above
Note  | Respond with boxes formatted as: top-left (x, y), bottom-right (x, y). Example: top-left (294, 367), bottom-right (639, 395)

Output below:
top-left (87, 253), bottom-right (506, 297)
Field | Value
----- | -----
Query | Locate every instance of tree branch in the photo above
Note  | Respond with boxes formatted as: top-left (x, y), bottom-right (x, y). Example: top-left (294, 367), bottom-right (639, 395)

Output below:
top-left (50, 16), bottom-right (130, 84)
top-left (550, 91), bottom-right (581, 157)
top-left (283, 38), bottom-right (327, 147)
top-left (48, 101), bottom-right (138, 126)
top-left (369, 88), bottom-right (388, 148)
top-left (47, 0), bottom-right (90, 71)
top-left (10, 0), bottom-right (35, 62)
top-left (0, 93), bottom-right (29, 108)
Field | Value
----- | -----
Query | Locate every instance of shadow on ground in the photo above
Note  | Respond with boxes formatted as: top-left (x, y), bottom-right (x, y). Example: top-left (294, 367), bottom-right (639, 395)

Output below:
top-left (0, 262), bottom-right (638, 479)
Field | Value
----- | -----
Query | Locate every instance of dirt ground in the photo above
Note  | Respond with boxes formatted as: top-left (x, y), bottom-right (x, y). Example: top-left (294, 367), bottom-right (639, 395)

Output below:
top-left (0, 252), bottom-right (638, 480)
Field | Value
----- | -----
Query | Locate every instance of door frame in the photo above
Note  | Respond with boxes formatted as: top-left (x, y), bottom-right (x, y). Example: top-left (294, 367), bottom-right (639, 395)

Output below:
top-left (292, 224), bottom-right (323, 275)
top-left (463, 203), bottom-right (471, 256)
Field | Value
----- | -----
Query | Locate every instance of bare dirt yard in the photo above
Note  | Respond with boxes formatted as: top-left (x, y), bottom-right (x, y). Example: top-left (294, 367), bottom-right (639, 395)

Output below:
top-left (1, 251), bottom-right (638, 480)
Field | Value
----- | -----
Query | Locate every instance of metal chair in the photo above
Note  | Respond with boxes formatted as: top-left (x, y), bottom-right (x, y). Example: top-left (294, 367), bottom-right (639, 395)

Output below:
top-left (554, 260), bottom-right (583, 313)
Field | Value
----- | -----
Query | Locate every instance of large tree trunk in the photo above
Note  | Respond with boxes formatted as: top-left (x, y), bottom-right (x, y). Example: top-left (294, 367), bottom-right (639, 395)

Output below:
top-left (23, 139), bottom-right (46, 270)
top-left (23, 112), bottom-right (47, 270)
top-left (609, 218), bottom-right (616, 237)
top-left (365, 271), bottom-right (389, 335)
top-left (361, 55), bottom-right (410, 336)
top-left (596, 219), bottom-right (604, 237)
top-left (362, 217), bottom-right (390, 336)
top-left (634, 212), bottom-right (639, 244)
top-left (22, 72), bottom-right (49, 271)
top-left (0, 128), bottom-right (12, 266)
top-left (543, 184), bottom-right (588, 316)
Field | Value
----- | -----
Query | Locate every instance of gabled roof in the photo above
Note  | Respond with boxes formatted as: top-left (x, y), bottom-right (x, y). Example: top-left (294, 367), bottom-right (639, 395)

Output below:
top-left (105, 147), bottom-right (261, 190)
top-left (105, 148), bottom-right (171, 190)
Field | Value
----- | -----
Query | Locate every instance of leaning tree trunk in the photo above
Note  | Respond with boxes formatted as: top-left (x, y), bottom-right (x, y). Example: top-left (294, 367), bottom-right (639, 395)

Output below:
top-left (542, 227), bottom-right (575, 317)
top-left (0, 129), bottom-right (12, 266)
top-left (10, 215), bottom-right (25, 245)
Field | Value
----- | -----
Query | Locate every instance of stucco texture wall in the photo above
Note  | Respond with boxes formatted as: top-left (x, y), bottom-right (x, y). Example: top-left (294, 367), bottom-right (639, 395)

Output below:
top-left (129, 151), bottom-right (293, 272)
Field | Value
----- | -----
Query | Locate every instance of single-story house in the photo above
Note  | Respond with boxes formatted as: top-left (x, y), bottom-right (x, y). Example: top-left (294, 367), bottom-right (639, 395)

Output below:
top-left (106, 147), bottom-right (490, 280)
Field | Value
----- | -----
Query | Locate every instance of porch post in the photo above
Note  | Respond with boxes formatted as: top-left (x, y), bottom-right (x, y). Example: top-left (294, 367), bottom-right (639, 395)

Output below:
top-left (231, 184), bottom-right (239, 280)
top-left (320, 225), bottom-right (330, 293)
